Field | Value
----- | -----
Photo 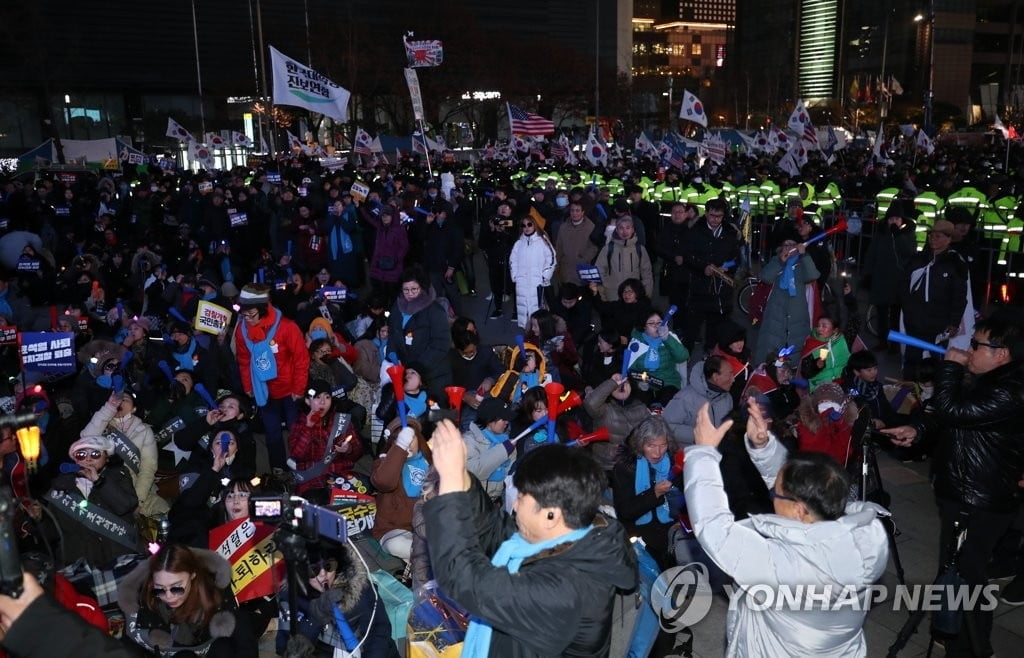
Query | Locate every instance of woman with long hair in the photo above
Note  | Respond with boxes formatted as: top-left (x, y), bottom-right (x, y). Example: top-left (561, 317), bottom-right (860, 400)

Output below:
top-left (118, 544), bottom-right (259, 656)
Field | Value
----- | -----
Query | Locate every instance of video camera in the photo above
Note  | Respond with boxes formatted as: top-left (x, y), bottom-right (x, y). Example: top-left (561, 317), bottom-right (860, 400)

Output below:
top-left (250, 494), bottom-right (348, 545)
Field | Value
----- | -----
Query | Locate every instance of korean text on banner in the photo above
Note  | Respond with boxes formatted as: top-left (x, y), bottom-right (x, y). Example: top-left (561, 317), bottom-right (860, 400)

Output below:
top-left (404, 68), bottom-right (425, 121)
top-left (209, 518), bottom-right (285, 602)
top-left (194, 300), bottom-right (233, 336)
top-left (19, 332), bottom-right (76, 373)
top-left (350, 181), bottom-right (370, 202)
top-left (270, 46), bottom-right (351, 123)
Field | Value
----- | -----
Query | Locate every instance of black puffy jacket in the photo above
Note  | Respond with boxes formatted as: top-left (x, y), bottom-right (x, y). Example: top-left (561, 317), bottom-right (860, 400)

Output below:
top-left (680, 219), bottom-right (740, 308)
top-left (923, 361), bottom-right (1024, 512)
top-left (424, 478), bottom-right (637, 657)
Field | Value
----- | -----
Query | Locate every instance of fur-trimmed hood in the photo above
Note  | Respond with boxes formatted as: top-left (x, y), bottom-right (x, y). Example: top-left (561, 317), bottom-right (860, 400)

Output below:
top-left (117, 547), bottom-right (232, 618)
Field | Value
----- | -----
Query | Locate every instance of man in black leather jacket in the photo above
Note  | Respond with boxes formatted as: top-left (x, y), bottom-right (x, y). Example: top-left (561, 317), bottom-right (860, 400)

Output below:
top-left (884, 313), bottom-right (1024, 656)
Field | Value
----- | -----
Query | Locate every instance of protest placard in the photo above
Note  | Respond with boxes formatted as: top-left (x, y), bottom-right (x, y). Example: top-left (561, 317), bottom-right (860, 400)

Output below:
top-left (194, 300), bottom-right (232, 335)
top-left (350, 180), bottom-right (370, 202)
top-left (0, 326), bottom-right (17, 346)
top-left (19, 332), bottom-right (76, 373)
top-left (319, 286), bottom-right (347, 302)
top-left (576, 265), bottom-right (602, 284)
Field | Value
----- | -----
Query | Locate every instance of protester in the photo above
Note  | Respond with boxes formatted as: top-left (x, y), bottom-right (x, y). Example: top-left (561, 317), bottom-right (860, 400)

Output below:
top-left (424, 421), bottom-right (637, 656)
top-left (234, 283), bottom-right (309, 470)
top-left (508, 213), bottom-right (556, 329)
top-left (883, 314), bottom-right (1024, 654)
top-left (118, 544), bottom-right (259, 657)
top-left (679, 198), bottom-right (740, 352)
top-left (685, 398), bottom-right (889, 656)
top-left (387, 267), bottom-right (453, 397)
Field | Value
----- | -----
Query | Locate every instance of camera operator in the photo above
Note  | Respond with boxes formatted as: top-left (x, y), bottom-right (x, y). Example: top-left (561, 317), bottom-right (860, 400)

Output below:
top-left (479, 200), bottom-right (515, 319)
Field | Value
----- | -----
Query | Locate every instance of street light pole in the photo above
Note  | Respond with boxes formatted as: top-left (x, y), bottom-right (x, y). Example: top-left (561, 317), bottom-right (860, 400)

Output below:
top-left (191, 0), bottom-right (207, 137)
top-left (919, 1), bottom-right (936, 130)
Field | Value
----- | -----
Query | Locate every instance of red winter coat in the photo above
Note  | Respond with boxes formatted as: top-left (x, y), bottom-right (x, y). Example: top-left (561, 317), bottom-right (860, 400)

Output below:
top-left (235, 305), bottom-right (310, 401)
top-left (287, 415), bottom-right (363, 494)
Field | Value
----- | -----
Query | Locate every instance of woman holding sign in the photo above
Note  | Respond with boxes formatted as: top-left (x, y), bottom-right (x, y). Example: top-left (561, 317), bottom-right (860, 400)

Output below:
top-left (286, 380), bottom-right (362, 502)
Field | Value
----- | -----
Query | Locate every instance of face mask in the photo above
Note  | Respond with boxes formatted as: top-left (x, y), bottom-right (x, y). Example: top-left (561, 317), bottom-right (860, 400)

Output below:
top-left (428, 191), bottom-right (438, 199)
top-left (556, 197), bottom-right (569, 208)
top-left (170, 381), bottom-right (186, 400)
top-left (310, 328), bottom-right (328, 340)
top-left (97, 374), bottom-right (123, 390)
top-left (460, 352), bottom-right (477, 361)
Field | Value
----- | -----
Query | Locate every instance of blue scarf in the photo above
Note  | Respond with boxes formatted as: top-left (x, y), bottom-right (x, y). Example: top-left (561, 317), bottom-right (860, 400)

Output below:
top-left (401, 312), bottom-right (412, 329)
top-left (643, 336), bottom-right (663, 370)
top-left (463, 524), bottom-right (594, 656)
top-left (401, 452), bottom-right (429, 497)
top-left (778, 253), bottom-right (801, 297)
top-left (172, 338), bottom-right (198, 371)
top-left (405, 391), bottom-right (427, 418)
top-left (481, 428), bottom-right (511, 482)
top-left (373, 337), bottom-right (387, 362)
top-left (512, 371), bottom-right (540, 402)
top-left (635, 455), bottom-right (671, 525)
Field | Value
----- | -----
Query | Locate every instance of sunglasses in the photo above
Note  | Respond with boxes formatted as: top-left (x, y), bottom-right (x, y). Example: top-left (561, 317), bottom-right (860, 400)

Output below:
top-left (769, 489), bottom-right (798, 503)
top-left (152, 585), bottom-right (187, 598)
top-left (73, 449), bottom-right (103, 460)
top-left (970, 338), bottom-right (1004, 351)
top-left (521, 222), bottom-right (534, 228)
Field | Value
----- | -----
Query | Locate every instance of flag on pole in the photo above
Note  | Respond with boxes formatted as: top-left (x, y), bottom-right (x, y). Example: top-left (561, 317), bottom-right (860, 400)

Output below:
top-left (916, 129), bottom-right (934, 155)
top-left (560, 135), bottom-right (578, 165)
top-left (993, 114), bottom-right (1010, 139)
top-left (411, 133), bottom-right (428, 155)
top-left (635, 132), bottom-right (659, 159)
top-left (403, 34), bottom-right (444, 68)
top-left (585, 128), bottom-right (607, 166)
top-left (204, 132), bottom-right (227, 148)
top-left (269, 46), bottom-right (351, 123)
top-left (753, 130), bottom-right (771, 154)
top-left (787, 99), bottom-right (819, 148)
top-left (231, 131), bottom-right (253, 148)
top-left (286, 131), bottom-right (305, 152)
top-left (354, 128), bottom-right (373, 155)
top-left (551, 139), bottom-right (567, 160)
top-left (189, 141), bottom-right (215, 171)
top-left (678, 90), bottom-right (708, 127)
top-left (778, 146), bottom-right (801, 177)
top-left (889, 76), bottom-right (904, 95)
top-left (871, 129), bottom-right (885, 164)
top-left (512, 135), bottom-right (530, 153)
top-left (166, 118), bottom-right (195, 143)
top-left (507, 104), bottom-right (555, 136)
top-left (701, 133), bottom-right (727, 164)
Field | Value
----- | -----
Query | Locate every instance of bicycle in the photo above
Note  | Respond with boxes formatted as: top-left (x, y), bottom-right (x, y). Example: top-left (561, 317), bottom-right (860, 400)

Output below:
top-left (736, 276), bottom-right (836, 316)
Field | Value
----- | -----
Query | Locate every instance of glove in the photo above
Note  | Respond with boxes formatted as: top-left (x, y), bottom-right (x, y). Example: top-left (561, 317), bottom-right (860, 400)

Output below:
top-left (395, 426), bottom-right (416, 452)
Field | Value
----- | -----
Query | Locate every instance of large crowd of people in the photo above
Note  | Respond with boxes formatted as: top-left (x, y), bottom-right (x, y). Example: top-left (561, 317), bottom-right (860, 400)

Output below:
top-left (0, 132), bottom-right (1022, 656)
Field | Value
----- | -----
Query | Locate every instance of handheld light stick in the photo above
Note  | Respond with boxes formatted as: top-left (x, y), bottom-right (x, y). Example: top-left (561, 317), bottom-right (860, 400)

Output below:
top-left (620, 341), bottom-right (640, 389)
top-left (885, 330), bottom-right (948, 356)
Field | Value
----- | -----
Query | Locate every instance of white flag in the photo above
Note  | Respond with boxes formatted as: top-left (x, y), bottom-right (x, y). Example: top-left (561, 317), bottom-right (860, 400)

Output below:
top-left (204, 132), bottom-right (227, 148)
top-left (270, 46), bottom-right (351, 122)
top-left (166, 118), bottom-right (195, 143)
top-left (787, 99), bottom-right (818, 148)
top-left (286, 131), bottom-right (304, 152)
top-left (188, 141), bottom-right (215, 171)
top-left (584, 129), bottom-right (607, 166)
top-left (916, 130), bottom-right (934, 155)
top-left (993, 114), bottom-right (1010, 139)
top-left (231, 131), bottom-right (253, 148)
top-left (678, 90), bottom-right (708, 127)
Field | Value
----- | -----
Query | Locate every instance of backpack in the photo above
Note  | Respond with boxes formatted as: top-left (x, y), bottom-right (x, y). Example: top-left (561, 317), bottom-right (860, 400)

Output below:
top-left (604, 240), bottom-right (644, 271)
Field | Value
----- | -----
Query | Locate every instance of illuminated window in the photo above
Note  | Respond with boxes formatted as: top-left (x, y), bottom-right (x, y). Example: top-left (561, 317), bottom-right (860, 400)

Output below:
top-left (692, 44), bottom-right (702, 55)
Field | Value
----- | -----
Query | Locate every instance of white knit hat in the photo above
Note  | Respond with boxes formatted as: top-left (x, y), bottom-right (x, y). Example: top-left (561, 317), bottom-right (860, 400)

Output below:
top-left (238, 284), bottom-right (271, 307)
top-left (69, 435), bottom-right (113, 458)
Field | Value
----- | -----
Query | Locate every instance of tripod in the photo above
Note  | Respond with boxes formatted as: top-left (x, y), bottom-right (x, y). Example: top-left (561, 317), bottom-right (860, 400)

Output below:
top-left (886, 518), bottom-right (980, 657)
top-left (856, 428), bottom-right (906, 586)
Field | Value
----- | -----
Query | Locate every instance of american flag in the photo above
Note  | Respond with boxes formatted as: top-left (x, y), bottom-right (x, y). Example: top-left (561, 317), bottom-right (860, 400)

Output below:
top-left (550, 139), bottom-right (567, 160)
top-left (507, 103), bottom-right (555, 136)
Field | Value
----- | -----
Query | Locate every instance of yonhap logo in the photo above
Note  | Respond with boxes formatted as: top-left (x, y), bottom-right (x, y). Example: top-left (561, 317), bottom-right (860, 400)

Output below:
top-left (651, 562), bottom-right (714, 631)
